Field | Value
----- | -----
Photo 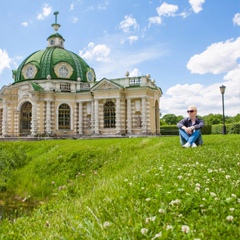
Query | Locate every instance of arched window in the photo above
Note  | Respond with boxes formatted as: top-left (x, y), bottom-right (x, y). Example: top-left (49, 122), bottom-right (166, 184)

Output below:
top-left (104, 101), bottom-right (116, 128)
top-left (58, 104), bottom-right (70, 129)
top-left (20, 102), bottom-right (32, 134)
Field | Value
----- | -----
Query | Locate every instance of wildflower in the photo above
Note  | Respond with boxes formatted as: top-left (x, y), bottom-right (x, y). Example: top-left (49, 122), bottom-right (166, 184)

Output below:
top-left (141, 187), bottom-right (145, 190)
top-left (141, 228), bottom-right (148, 234)
top-left (45, 221), bottom-right (50, 227)
top-left (146, 216), bottom-right (156, 223)
top-left (129, 182), bottom-right (132, 186)
top-left (51, 181), bottom-right (55, 185)
top-left (151, 232), bottom-right (162, 239)
top-left (103, 221), bottom-right (110, 228)
top-left (124, 179), bottom-right (128, 182)
top-left (202, 198), bottom-right (206, 201)
top-left (199, 204), bottom-right (204, 208)
top-left (158, 208), bottom-right (165, 213)
top-left (181, 225), bottom-right (190, 233)
top-left (229, 208), bottom-right (235, 212)
top-left (195, 183), bottom-right (201, 187)
top-left (166, 224), bottom-right (173, 230)
top-left (178, 175), bottom-right (183, 179)
top-left (238, 199), bottom-right (240, 203)
top-left (195, 187), bottom-right (200, 191)
top-left (146, 198), bottom-right (151, 202)
top-left (226, 175), bottom-right (231, 179)
top-left (226, 216), bottom-right (234, 222)
top-left (205, 188), bottom-right (209, 191)
top-left (210, 192), bottom-right (216, 197)
top-left (169, 199), bottom-right (181, 206)
top-left (231, 194), bottom-right (236, 198)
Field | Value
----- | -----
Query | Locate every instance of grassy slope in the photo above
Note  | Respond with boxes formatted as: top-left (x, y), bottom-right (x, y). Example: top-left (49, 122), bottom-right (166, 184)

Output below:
top-left (0, 135), bottom-right (240, 239)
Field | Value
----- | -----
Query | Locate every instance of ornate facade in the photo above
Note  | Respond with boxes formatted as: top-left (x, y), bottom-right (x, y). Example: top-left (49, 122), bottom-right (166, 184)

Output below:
top-left (0, 13), bottom-right (162, 138)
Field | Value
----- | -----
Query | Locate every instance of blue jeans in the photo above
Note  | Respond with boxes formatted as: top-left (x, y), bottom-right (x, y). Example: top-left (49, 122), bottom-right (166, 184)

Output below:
top-left (179, 129), bottom-right (203, 146)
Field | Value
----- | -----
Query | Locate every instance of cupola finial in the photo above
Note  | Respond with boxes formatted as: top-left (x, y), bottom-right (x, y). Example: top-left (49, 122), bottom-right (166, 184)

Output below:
top-left (51, 11), bottom-right (61, 32)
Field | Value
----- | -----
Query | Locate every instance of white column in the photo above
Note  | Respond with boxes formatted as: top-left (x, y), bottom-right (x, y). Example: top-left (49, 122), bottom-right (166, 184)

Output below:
top-left (46, 100), bottom-right (51, 134)
top-left (78, 102), bottom-right (83, 135)
top-left (31, 101), bottom-right (37, 136)
top-left (94, 99), bottom-right (99, 134)
top-left (116, 98), bottom-right (121, 134)
top-left (127, 99), bottom-right (132, 134)
top-left (142, 97), bottom-right (147, 133)
top-left (2, 101), bottom-right (8, 136)
top-left (91, 100), bottom-right (94, 134)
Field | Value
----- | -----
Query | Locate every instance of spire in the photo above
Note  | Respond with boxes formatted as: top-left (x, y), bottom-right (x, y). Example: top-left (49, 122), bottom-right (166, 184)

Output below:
top-left (51, 11), bottom-right (61, 32)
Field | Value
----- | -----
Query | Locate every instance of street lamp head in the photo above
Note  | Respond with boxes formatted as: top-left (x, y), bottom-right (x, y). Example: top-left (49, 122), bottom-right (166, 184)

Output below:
top-left (220, 85), bottom-right (226, 95)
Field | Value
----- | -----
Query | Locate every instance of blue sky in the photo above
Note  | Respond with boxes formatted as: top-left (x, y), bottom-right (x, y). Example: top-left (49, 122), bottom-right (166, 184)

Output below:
top-left (0, 0), bottom-right (239, 117)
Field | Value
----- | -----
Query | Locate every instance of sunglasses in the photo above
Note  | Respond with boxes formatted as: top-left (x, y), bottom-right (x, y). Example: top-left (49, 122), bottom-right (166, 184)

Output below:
top-left (187, 110), bottom-right (195, 113)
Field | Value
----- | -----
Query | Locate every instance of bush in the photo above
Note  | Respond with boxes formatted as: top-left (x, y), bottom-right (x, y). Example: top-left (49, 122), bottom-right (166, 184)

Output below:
top-left (212, 123), bottom-right (240, 134)
top-left (201, 125), bottom-right (212, 134)
top-left (160, 125), bottom-right (179, 135)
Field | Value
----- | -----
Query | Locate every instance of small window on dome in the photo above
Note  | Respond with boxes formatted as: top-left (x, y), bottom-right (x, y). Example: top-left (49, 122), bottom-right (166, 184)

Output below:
top-left (50, 39), bottom-right (54, 45)
top-left (59, 66), bottom-right (69, 78)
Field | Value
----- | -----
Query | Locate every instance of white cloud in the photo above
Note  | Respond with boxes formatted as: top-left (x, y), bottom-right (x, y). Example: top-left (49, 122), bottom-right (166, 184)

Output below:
top-left (72, 16), bottom-right (78, 23)
top-left (128, 36), bottom-right (138, 44)
top-left (187, 37), bottom-right (240, 74)
top-left (161, 37), bottom-right (240, 117)
top-left (156, 2), bottom-right (178, 17)
top-left (37, 4), bottom-right (52, 20)
top-left (189, 0), bottom-right (205, 14)
top-left (21, 22), bottom-right (29, 27)
top-left (70, 3), bottom-right (75, 11)
top-left (79, 42), bottom-right (111, 62)
top-left (233, 13), bottom-right (240, 26)
top-left (129, 68), bottom-right (141, 77)
top-left (0, 49), bottom-right (11, 74)
top-left (98, 1), bottom-right (109, 10)
top-left (119, 15), bottom-right (139, 32)
top-left (148, 16), bottom-right (162, 27)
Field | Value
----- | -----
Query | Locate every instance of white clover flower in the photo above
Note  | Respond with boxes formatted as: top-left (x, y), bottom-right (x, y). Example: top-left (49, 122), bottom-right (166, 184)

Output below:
top-left (146, 198), bottom-right (151, 202)
top-left (214, 197), bottom-right (219, 201)
top-left (226, 216), bottom-right (234, 222)
top-left (169, 199), bottom-right (181, 206)
top-left (199, 204), bottom-right (204, 208)
top-left (229, 208), bottom-right (235, 212)
top-left (208, 169), bottom-right (213, 173)
top-left (226, 175), bottom-right (231, 179)
top-left (146, 216), bottom-right (156, 223)
top-left (205, 188), bottom-right (209, 191)
top-left (124, 179), bottom-right (128, 182)
top-left (231, 194), bottom-right (236, 198)
top-left (129, 182), bottom-right (132, 186)
top-left (195, 183), bottom-right (201, 187)
top-left (151, 232), bottom-right (162, 239)
top-left (202, 198), bottom-right (206, 201)
top-left (103, 221), bottom-right (110, 228)
top-left (195, 187), bottom-right (200, 191)
top-left (166, 224), bottom-right (173, 230)
top-left (141, 187), bottom-right (145, 190)
top-left (141, 228), bottom-right (148, 234)
top-left (158, 208), bottom-right (165, 213)
top-left (177, 175), bottom-right (183, 179)
top-left (181, 225), bottom-right (190, 233)
top-left (210, 192), bottom-right (216, 197)
top-left (238, 199), bottom-right (240, 203)
top-left (226, 197), bottom-right (232, 202)
top-left (194, 238), bottom-right (201, 240)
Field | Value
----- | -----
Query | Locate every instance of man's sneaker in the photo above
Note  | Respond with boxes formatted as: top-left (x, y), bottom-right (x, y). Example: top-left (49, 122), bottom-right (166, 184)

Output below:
top-left (182, 142), bottom-right (191, 148)
top-left (192, 143), bottom-right (197, 148)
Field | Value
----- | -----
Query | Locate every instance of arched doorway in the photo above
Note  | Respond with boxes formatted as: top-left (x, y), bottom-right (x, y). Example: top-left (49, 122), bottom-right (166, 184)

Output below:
top-left (20, 101), bottom-right (32, 135)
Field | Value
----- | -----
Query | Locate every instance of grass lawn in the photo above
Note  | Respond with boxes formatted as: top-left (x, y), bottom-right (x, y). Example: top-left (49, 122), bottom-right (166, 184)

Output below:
top-left (0, 134), bottom-right (240, 239)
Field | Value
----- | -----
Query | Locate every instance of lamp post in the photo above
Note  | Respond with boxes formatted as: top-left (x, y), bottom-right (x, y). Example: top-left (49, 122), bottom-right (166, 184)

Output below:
top-left (219, 85), bottom-right (226, 134)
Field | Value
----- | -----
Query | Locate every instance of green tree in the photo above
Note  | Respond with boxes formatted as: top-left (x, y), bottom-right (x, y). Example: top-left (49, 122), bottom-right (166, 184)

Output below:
top-left (162, 114), bottom-right (178, 125)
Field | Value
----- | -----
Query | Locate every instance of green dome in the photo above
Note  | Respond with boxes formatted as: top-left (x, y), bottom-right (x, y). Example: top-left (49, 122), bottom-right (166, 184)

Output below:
top-left (13, 47), bottom-right (94, 83)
